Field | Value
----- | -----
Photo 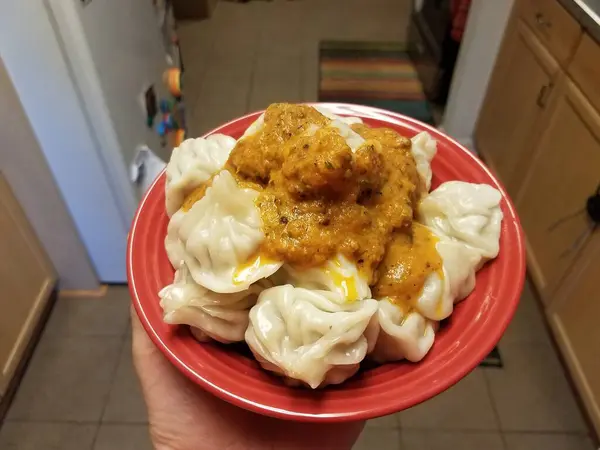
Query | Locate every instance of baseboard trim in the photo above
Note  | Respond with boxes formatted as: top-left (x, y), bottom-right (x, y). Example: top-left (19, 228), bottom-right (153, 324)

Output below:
top-left (59, 284), bottom-right (108, 298)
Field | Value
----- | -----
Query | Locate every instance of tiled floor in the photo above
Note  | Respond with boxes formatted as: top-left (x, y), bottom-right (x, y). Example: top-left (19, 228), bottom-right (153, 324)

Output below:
top-left (1, 1), bottom-right (597, 449)
top-left (176, 0), bottom-right (410, 136)
top-left (1, 282), bottom-right (594, 450)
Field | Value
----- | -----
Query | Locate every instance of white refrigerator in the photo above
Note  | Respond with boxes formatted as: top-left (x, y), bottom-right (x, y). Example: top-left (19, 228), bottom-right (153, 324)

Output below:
top-left (0, 0), bottom-right (172, 283)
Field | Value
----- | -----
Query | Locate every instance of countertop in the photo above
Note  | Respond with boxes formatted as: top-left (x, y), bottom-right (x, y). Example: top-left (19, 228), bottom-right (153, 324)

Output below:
top-left (559, 0), bottom-right (600, 42)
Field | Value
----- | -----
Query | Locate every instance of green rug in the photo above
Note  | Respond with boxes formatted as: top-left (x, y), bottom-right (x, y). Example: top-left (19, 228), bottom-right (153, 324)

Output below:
top-left (318, 41), bottom-right (434, 124)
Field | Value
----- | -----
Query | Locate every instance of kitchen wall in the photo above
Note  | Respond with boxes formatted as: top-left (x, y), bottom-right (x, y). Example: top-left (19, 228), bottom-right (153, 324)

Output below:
top-left (0, 57), bottom-right (98, 290)
top-left (441, 0), bottom-right (515, 147)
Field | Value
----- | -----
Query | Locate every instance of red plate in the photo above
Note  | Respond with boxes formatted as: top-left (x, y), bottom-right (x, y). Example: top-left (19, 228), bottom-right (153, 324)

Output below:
top-left (128, 103), bottom-right (525, 422)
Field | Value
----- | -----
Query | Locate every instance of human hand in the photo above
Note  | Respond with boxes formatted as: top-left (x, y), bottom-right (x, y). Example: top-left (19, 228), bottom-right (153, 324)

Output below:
top-left (131, 308), bottom-right (365, 450)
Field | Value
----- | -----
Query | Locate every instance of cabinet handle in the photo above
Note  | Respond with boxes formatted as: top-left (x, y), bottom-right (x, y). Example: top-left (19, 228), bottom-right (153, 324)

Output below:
top-left (536, 83), bottom-right (552, 108)
top-left (535, 12), bottom-right (552, 29)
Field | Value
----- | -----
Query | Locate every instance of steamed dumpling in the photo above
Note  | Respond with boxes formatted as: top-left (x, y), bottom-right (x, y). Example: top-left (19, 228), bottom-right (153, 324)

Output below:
top-left (371, 299), bottom-right (437, 363)
top-left (247, 106), bottom-right (365, 152)
top-left (313, 105), bottom-right (363, 125)
top-left (165, 170), bottom-right (282, 293)
top-left (410, 238), bottom-right (482, 321)
top-left (241, 113), bottom-right (265, 139)
top-left (328, 119), bottom-right (365, 152)
top-left (159, 265), bottom-right (269, 343)
top-left (165, 134), bottom-right (236, 216)
top-left (281, 254), bottom-right (371, 302)
top-left (419, 181), bottom-right (503, 261)
top-left (411, 132), bottom-right (437, 192)
top-left (245, 285), bottom-right (379, 388)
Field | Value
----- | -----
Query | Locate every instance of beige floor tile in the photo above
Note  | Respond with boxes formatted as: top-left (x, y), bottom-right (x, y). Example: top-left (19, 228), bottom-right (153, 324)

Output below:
top-left (500, 278), bottom-right (552, 347)
top-left (188, 59), bottom-right (254, 135)
top-left (248, 53), bottom-right (302, 111)
top-left (0, 422), bottom-right (97, 450)
top-left (486, 342), bottom-right (587, 432)
top-left (301, 49), bottom-right (319, 102)
top-left (353, 427), bottom-right (401, 450)
top-left (7, 337), bottom-right (122, 422)
top-left (399, 369), bottom-right (499, 431)
top-left (102, 338), bottom-right (148, 423)
top-left (210, 2), bottom-right (264, 59)
top-left (44, 287), bottom-right (130, 338)
top-left (256, 1), bottom-right (310, 56)
top-left (401, 430), bottom-right (505, 450)
top-left (504, 432), bottom-right (595, 450)
top-left (93, 424), bottom-right (153, 450)
top-left (365, 413), bottom-right (401, 429)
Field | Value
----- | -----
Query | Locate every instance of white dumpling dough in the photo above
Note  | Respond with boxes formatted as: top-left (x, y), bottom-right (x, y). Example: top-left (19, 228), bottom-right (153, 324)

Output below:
top-left (159, 265), bottom-right (269, 343)
top-left (241, 113), bottom-right (265, 139)
top-left (245, 285), bottom-right (379, 389)
top-left (281, 254), bottom-right (371, 302)
top-left (411, 238), bottom-right (482, 321)
top-left (411, 132), bottom-right (437, 192)
top-left (246, 106), bottom-right (365, 152)
top-left (313, 105), bottom-right (363, 125)
top-left (165, 134), bottom-right (236, 216)
top-left (371, 299), bottom-right (437, 363)
top-left (165, 170), bottom-right (282, 293)
top-left (419, 181), bottom-right (503, 262)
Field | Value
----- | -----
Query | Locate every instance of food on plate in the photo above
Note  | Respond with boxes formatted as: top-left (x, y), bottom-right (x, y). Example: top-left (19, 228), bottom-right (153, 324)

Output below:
top-left (165, 170), bottom-right (283, 293)
top-left (245, 285), bottom-right (379, 388)
top-left (281, 253), bottom-right (371, 302)
top-left (159, 103), bottom-right (503, 387)
top-left (159, 265), bottom-right (271, 344)
top-left (418, 181), bottom-right (503, 262)
top-left (165, 134), bottom-right (236, 216)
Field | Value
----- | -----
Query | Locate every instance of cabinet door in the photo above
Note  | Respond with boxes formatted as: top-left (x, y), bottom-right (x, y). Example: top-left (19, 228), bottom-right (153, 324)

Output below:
top-left (549, 234), bottom-right (600, 436)
top-left (516, 79), bottom-right (600, 300)
top-left (475, 19), bottom-right (560, 197)
top-left (0, 174), bottom-right (56, 396)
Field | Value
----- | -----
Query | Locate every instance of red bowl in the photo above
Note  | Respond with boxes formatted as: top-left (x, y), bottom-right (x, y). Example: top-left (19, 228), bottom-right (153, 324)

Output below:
top-left (127, 103), bottom-right (525, 422)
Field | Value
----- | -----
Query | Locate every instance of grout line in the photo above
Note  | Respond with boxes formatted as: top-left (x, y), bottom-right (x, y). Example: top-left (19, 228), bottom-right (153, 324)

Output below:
top-left (400, 426), bottom-right (510, 434)
top-left (501, 430), bottom-right (593, 436)
top-left (91, 335), bottom-right (130, 449)
top-left (482, 368), bottom-right (506, 447)
top-left (3, 418), bottom-right (100, 425)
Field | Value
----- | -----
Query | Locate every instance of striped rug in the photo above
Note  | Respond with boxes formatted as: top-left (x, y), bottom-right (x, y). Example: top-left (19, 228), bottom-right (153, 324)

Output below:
top-left (319, 41), bottom-right (434, 124)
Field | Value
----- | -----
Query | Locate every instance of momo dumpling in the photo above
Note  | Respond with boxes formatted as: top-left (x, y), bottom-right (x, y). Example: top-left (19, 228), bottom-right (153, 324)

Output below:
top-left (374, 225), bottom-right (483, 322)
top-left (281, 254), bottom-right (371, 302)
top-left (313, 105), bottom-right (363, 126)
top-left (165, 134), bottom-right (236, 216)
top-left (411, 237), bottom-right (482, 321)
top-left (245, 285), bottom-right (379, 389)
top-left (159, 265), bottom-right (269, 343)
top-left (241, 113), bottom-right (265, 139)
top-left (165, 170), bottom-right (282, 293)
top-left (371, 299), bottom-right (437, 363)
top-left (329, 119), bottom-right (365, 152)
top-left (411, 132), bottom-right (437, 191)
top-left (419, 181), bottom-right (503, 261)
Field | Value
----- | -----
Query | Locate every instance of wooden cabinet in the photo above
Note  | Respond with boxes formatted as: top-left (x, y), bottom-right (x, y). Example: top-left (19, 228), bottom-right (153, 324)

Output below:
top-left (0, 174), bottom-right (56, 397)
top-left (521, 0), bottom-right (582, 65)
top-left (476, 0), bottom-right (600, 437)
top-left (550, 234), bottom-right (600, 434)
top-left (475, 20), bottom-right (559, 197)
top-left (516, 78), bottom-right (600, 299)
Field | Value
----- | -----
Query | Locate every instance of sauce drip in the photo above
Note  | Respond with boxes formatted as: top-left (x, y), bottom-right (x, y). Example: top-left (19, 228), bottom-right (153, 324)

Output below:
top-left (181, 103), bottom-right (442, 301)
top-left (373, 223), bottom-right (443, 308)
top-left (225, 103), bottom-right (424, 283)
